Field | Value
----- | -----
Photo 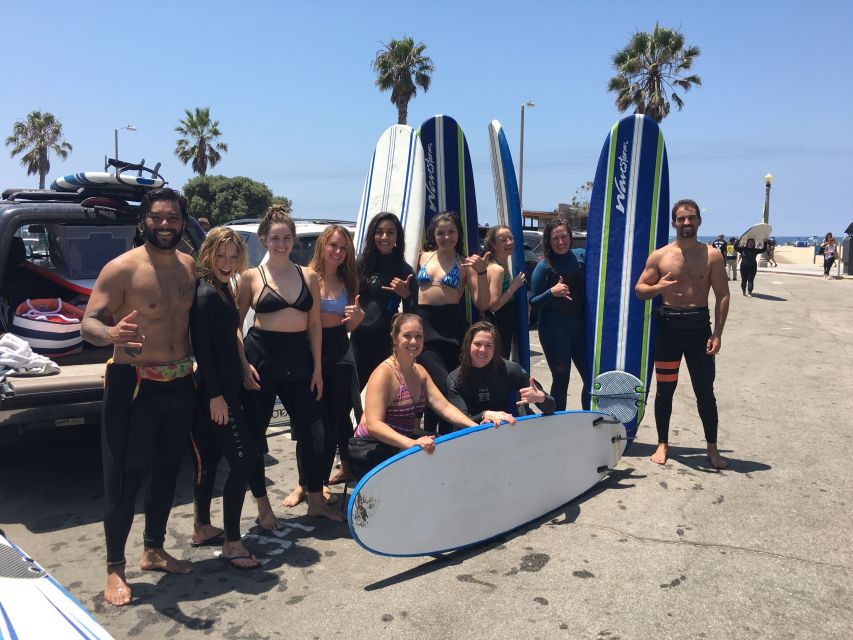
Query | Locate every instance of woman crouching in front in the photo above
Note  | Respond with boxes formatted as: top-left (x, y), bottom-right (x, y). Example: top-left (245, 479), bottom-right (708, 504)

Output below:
top-left (349, 314), bottom-right (483, 479)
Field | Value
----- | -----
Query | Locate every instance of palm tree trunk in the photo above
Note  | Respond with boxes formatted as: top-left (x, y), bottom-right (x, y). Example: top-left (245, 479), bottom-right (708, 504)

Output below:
top-left (397, 101), bottom-right (408, 125)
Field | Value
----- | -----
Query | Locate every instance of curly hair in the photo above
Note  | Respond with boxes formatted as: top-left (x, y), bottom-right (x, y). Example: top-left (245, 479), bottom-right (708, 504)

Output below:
top-left (258, 204), bottom-right (296, 244)
top-left (423, 211), bottom-right (464, 255)
top-left (541, 218), bottom-right (573, 268)
top-left (308, 225), bottom-right (358, 302)
top-left (482, 225), bottom-right (512, 263)
top-left (197, 226), bottom-right (248, 304)
top-left (139, 187), bottom-right (188, 223)
top-left (357, 212), bottom-right (406, 285)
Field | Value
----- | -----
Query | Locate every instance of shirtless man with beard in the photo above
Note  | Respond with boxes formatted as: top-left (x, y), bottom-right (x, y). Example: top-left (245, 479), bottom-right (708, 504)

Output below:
top-left (635, 199), bottom-right (730, 470)
top-left (83, 188), bottom-right (197, 606)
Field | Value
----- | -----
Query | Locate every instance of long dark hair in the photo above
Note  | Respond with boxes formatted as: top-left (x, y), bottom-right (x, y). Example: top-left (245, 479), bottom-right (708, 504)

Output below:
top-left (357, 212), bottom-right (405, 284)
top-left (458, 321), bottom-right (505, 382)
top-left (542, 218), bottom-right (572, 268)
top-left (423, 211), bottom-right (464, 255)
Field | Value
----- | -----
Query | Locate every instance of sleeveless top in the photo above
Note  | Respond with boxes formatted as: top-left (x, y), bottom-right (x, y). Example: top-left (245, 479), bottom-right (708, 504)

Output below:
top-left (417, 253), bottom-right (461, 289)
top-left (355, 360), bottom-right (426, 437)
top-left (320, 288), bottom-right (348, 316)
top-left (255, 264), bottom-right (312, 314)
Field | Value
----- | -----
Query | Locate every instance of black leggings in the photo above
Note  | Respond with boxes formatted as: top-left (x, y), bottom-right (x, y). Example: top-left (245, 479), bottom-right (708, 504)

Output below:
top-left (419, 304), bottom-right (467, 434)
top-left (101, 364), bottom-right (195, 566)
top-left (653, 308), bottom-right (718, 444)
top-left (486, 299), bottom-right (517, 360)
top-left (351, 326), bottom-right (392, 392)
top-left (740, 263), bottom-right (757, 294)
top-left (824, 256), bottom-right (835, 275)
top-left (320, 326), bottom-right (357, 478)
top-left (191, 391), bottom-right (267, 542)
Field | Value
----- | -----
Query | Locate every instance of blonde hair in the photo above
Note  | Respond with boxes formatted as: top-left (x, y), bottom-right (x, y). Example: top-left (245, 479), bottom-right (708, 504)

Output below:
top-left (308, 225), bottom-right (358, 302)
top-left (198, 226), bottom-right (248, 302)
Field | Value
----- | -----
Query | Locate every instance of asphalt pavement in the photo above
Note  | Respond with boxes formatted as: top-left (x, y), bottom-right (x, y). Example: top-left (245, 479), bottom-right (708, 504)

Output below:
top-left (0, 272), bottom-right (850, 639)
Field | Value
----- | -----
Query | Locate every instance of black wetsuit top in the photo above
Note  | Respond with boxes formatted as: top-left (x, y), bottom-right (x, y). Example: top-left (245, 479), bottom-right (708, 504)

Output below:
top-left (256, 264), bottom-right (312, 314)
top-left (355, 253), bottom-right (418, 332)
top-left (190, 278), bottom-right (242, 400)
top-left (735, 245), bottom-right (764, 269)
top-left (446, 359), bottom-right (556, 423)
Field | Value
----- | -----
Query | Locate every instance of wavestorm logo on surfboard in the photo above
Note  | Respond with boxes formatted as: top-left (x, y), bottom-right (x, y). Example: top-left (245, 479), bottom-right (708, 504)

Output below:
top-left (424, 143), bottom-right (438, 213)
top-left (614, 141), bottom-right (630, 214)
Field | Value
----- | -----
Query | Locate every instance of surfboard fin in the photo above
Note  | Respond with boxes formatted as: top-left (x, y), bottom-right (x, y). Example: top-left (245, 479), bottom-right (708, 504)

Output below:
top-left (597, 465), bottom-right (614, 474)
top-left (593, 416), bottom-right (620, 426)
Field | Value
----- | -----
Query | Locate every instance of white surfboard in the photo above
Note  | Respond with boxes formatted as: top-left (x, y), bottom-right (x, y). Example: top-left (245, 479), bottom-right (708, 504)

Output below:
top-left (738, 222), bottom-right (772, 248)
top-left (0, 532), bottom-right (114, 639)
top-left (51, 171), bottom-right (164, 191)
top-left (347, 411), bottom-right (626, 556)
top-left (354, 125), bottom-right (425, 269)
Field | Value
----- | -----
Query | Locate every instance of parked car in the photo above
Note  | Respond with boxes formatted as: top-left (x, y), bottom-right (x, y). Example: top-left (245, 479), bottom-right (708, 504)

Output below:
top-left (0, 173), bottom-right (205, 437)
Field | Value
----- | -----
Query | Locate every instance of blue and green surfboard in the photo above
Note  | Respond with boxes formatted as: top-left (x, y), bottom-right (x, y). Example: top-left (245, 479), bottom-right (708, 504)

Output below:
top-left (419, 114), bottom-right (479, 322)
top-left (584, 114), bottom-right (669, 445)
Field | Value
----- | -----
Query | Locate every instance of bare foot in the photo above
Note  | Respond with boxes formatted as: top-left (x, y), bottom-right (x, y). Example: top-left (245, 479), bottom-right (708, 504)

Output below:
top-left (323, 485), bottom-right (338, 505)
top-left (256, 496), bottom-right (280, 530)
top-left (328, 465), bottom-right (354, 485)
top-left (104, 566), bottom-right (132, 606)
top-left (651, 443), bottom-right (668, 465)
top-left (221, 541), bottom-right (260, 569)
top-left (306, 492), bottom-right (343, 522)
top-left (140, 548), bottom-right (193, 574)
top-left (282, 485), bottom-right (306, 508)
top-left (191, 524), bottom-right (224, 546)
top-left (707, 444), bottom-right (728, 470)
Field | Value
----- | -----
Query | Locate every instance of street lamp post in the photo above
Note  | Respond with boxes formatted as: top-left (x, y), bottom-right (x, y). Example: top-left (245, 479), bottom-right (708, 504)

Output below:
top-left (114, 125), bottom-right (137, 162)
top-left (518, 101), bottom-right (535, 216)
top-left (762, 173), bottom-right (773, 224)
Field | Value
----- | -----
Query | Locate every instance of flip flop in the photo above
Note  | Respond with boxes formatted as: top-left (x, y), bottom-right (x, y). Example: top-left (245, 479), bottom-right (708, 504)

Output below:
top-left (191, 532), bottom-right (225, 548)
top-left (220, 554), bottom-right (260, 570)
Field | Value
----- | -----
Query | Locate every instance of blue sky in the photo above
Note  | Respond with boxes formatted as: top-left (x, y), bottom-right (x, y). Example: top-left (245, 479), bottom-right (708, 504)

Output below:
top-left (2, 0), bottom-right (850, 236)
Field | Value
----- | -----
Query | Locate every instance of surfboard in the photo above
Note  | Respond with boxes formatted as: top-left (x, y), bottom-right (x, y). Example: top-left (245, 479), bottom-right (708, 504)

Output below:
top-left (738, 222), bottom-right (772, 249)
top-left (347, 411), bottom-right (626, 556)
top-left (584, 114), bottom-right (669, 446)
top-left (488, 120), bottom-right (531, 371)
top-left (418, 115), bottom-right (480, 322)
top-left (51, 172), bottom-right (164, 191)
top-left (0, 531), bottom-right (114, 639)
top-left (354, 125), bottom-right (425, 270)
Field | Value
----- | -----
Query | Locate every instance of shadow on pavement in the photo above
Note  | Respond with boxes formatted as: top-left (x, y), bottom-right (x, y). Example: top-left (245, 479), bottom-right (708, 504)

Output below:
top-left (624, 441), bottom-right (772, 474)
top-left (362, 467), bottom-right (641, 591)
top-left (749, 293), bottom-right (787, 301)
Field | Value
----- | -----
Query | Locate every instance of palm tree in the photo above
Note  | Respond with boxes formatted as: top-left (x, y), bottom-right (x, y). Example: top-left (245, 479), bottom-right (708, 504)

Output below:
top-left (372, 37), bottom-right (435, 125)
top-left (5, 110), bottom-right (73, 189)
top-left (174, 107), bottom-right (228, 176)
top-left (607, 23), bottom-right (702, 122)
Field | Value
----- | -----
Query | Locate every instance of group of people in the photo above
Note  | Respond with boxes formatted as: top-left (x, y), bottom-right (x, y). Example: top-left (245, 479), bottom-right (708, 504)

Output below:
top-left (82, 186), bottom-right (735, 607)
top-left (84, 190), bottom-right (586, 606)
top-left (710, 234), bottom-right (773, 296)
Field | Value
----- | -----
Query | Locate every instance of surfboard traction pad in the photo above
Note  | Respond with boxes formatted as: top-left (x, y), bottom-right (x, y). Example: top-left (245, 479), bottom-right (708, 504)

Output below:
top-left (584, 114), bottom-right (670, 443)
top-left (0, 544), bottom-right (44, 579)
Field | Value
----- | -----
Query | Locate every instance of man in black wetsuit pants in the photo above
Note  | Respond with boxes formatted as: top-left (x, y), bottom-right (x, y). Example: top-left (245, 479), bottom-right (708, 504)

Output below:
top-left (635, 199), bottom-right (731, 470)
top-left (83, 188), bottom-right (197, 606)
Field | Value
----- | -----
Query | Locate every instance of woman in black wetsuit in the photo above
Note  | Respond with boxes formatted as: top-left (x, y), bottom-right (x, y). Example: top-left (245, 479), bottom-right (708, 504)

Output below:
top-left (190, 227), bottom-right (270, 568)
top-left (416, 212), bottom-right (490, 433)
top-left (237, 206), bottom-right (341, 522)
top-left (734, 238), bottom-right (763, 296)
top-left (308, 225), bottom-right (364, 485)
top-left (482, 226), bottom-right (527, 359)
top-left (350, 212), bottom-right (418, 392)
top-left (447, 321), bottom-right (554, 423)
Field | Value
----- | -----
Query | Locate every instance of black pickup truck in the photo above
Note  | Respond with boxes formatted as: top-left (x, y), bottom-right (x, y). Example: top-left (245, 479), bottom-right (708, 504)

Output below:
top-left (0, 168), bottom-right (204, 437)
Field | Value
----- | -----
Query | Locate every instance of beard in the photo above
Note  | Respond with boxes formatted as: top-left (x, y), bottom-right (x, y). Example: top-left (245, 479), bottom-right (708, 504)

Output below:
top-left (678, 225), bottom-right (697, 239)
top-left (143, 225), bottom-right (183, 250)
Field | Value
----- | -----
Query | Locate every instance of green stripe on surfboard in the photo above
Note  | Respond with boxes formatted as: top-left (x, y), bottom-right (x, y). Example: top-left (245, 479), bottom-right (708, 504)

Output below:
top-left (592, 121), bottom-right (621, 408)
top-left (457, 126), bottom-right (474, 323)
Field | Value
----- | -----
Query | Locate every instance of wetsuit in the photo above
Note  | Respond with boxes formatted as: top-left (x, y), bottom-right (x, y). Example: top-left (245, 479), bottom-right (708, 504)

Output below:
top-left (446, 359), bottom-right (555, 422)
top-left (241, 265), bottom-right (325, 493)
top-left (350, 360), bottom-right (427, 479)
top-left (485, 270), bottom-right (517, 359)
top-left (417, 255), bottom-right (468, 433)
top-left (190, 278), bottom-right (267, 543)
top-left (319, 289), bottom-right (360, 480)
top-left (735, 244), bottom-right (763, 294)
top-left (351, 254), bottom-right (417, 390)
top-left (653, 306), bottom-right (718, 444)
top-left (101, 357), bottom-right (195, 567)
top-left (530, 251), bottom-right (589, 411)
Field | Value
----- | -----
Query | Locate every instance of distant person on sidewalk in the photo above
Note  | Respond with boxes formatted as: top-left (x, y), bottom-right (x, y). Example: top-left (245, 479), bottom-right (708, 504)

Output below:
top-left (734, 238), bottom-right (763, 296)
top-left (635, 199), bottom-right (730, 470)
top-left (821, 232), bottom-right (838, 279)
top-left (711, 234), bottom-right (727, 258)
top-left (765, 238), bottom-right (778, 267)
top-left (725, 237), bottom-right (738, 281)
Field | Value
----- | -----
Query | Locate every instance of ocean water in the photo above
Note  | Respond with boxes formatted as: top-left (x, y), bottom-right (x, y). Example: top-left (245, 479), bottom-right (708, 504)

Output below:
top-left (690, 235), bottom-right (822, 246)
